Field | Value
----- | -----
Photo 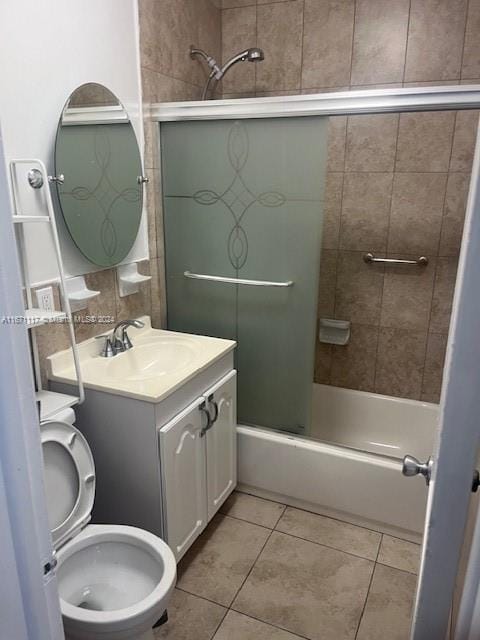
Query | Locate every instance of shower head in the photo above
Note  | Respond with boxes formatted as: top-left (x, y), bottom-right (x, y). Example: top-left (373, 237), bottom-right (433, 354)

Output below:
top-left (190, 45), bottom-right (265, 99)
top-left (220, 48), bottom-right (265, 76)
top-left (245, 48), bottom-right (265, 62)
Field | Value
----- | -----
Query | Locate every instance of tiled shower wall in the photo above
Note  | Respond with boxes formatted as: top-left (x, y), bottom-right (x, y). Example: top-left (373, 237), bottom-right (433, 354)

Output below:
top-left (220, 0), bottom-right (480, 402)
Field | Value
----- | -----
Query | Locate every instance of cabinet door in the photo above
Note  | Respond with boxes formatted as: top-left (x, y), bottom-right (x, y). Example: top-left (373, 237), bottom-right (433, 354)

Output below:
top-left (205, 370), bottom-right (237, 521)
top-left (159, 398), bottom-right (208, 561)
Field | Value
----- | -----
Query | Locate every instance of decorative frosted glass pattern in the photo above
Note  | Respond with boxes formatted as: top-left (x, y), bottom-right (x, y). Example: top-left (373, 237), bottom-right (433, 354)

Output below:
top-left (161, 117), bottom-right (327, 434)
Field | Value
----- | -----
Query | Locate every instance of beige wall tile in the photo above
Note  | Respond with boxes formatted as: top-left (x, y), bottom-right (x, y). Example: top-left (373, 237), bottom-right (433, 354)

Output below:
top-left (256, 2), bottom-right (303, 92)
top-left (351, 0), bottom-right (410, 86)
top-left (462, 0), bottom-right (480, 79)
top-left (388, 173), bottom-right (447, 255)
top-left (395, 112), bottom-right (456, 172)
top-left (139, 0), bottom-right (206, 86)
top-left (340, 172), bottom-right (393, 251)
top-left (345, 114), bottom-right (398, 172)
top-left (318, 249), bottom-right (337, 317)
top-left (302, 0), bottom-right (355, 89)
top-left (335, 251), bottom-right (384, 325)
top-left (430, 257), bottom-right (458, 333)
top-left (380, 257), bottom-right (436, 331)
top-left (149, 257), bottom-right (162, 328)
top-left (356, 564), bottom-right (416, 640)
top-left (327, 116), bottom-right (347, 172)
top-left (314, 341), bottom-right (333, 384)
top-left (220, 491), bottom-right (285, 528)
top-left (145, 169), bottom-right (157, 259)
top-left (450, 111), bottom-right (479, 172)
top-left (404, 0), bottom-right (468, 82)
top-left (421, 332), bottom-right (447, 403)
top-left (276, 506), bottom-right (381, 560)
top-left (222, 0), bottom-right (254, 7)
top-left (378, 535), bottom-right (421, 575)
top-left (330, 324), bottom-right (379, 391)
top-left (222, 6), bottom-right (257, 93)
top-left (375, 327), bottom-right (427, 399)
top-left (322, 173), bottom-right (343, 249)
top-left (440, 172), bottom-right (470, 257)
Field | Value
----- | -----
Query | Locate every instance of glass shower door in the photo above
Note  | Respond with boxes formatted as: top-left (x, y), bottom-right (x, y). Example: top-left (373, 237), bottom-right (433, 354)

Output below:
top-left (161, 116), bottom-right (327, 434)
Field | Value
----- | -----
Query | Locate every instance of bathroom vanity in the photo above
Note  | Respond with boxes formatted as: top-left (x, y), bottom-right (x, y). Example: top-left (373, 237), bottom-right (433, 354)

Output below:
top-left (48, 317), bottom-right (236, 561)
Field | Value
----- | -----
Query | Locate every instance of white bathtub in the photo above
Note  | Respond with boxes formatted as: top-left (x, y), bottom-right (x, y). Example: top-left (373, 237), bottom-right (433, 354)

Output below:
top-left (237, 384), bottom-right (438, 540)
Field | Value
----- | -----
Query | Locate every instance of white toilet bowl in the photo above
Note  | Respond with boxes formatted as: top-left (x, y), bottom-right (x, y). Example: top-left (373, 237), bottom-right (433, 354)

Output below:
top-left (40, 409), bottom-right (176, 640)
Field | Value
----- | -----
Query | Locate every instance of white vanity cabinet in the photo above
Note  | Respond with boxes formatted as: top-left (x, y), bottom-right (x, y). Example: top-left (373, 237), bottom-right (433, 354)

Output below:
top-left (49, 334), bottom-right (237, 563)
top-left (159, 371), bottom-right (237, 561)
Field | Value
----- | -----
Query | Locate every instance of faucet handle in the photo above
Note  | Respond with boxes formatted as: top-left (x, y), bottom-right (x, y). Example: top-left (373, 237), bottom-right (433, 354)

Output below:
top-left (95, 334), bottom-right (116, 358)
top-left (122, 329), bottom-right (134, 350)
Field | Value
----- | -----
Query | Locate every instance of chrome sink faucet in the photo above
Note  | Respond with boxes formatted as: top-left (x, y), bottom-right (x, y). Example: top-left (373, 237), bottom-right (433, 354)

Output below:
top-left (96, 319), bottom-right (145, 357)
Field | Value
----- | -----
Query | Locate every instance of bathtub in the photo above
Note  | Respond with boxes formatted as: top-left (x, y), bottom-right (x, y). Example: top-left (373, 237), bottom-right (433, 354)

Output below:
top-left (237, 384), bottom-right (438, 540)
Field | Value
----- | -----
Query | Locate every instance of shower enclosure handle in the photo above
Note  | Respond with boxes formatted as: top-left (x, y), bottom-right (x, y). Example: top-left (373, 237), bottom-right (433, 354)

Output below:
top-left (184, 271), bottom-right (294, 287)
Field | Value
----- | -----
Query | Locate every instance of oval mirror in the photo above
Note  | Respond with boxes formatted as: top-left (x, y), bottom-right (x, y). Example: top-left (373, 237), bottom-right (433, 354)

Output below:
top-left (54, 83), bottom-right (144, 267)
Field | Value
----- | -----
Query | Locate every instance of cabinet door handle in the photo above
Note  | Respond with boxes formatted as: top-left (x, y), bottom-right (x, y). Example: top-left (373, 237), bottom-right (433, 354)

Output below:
top-left (199, 402), bottom-right (213, 437)
top-left (208, 399), bottom-right (219, 424)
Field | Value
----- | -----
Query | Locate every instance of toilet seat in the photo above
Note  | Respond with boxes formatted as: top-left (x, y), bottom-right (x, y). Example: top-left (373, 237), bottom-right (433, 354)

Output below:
top-left (40, 415), bottom-right (177, 640)
top-left (40, 420), bottom-right (95, 549)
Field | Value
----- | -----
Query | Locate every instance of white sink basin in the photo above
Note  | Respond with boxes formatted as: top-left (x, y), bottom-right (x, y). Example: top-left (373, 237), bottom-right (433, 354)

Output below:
top-left (47, 317), bottom-right (236, 402)
top-left (85, 337), bottom-right (198, 382)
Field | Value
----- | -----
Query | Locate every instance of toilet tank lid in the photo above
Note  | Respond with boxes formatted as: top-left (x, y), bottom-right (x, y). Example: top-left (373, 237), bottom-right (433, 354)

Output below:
top-left (40, 419), bottom-right (95, 550)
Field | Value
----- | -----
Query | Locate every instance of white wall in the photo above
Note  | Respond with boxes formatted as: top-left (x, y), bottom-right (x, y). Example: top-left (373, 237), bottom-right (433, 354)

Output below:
top-left (0, 0), bottom-right (147, 285)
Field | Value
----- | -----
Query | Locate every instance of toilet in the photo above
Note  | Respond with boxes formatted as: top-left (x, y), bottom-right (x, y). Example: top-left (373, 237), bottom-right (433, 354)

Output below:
top-left (40, 408), bottom-right (176, 640)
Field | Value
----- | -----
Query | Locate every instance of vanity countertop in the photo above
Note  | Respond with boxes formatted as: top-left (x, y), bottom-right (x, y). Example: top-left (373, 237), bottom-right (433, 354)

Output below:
top-left (47, 317), bottom-right (236, 403)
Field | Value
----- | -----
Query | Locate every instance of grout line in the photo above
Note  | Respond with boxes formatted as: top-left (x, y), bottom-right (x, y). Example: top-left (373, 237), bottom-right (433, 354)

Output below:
top-left (235, 489), bottom-right (422, 544)
top-left (354, 533), bottom-right (383, 639)
top-left (228, 607), bottom-right (312, 640)
top-left (299, 0), bottom-right (306, 92)
top-left (460, 0), bottom-right (471, 81)
top-left (228, 527), bottom-right (276, 606)
top-left (271, 528), bottom-right (379, 564)
top-left (401, 0), bottom-right (413, 84)
top-left (348, 0), bottom-right (357, 87)
top-left (209, 606), bottom-right (230, 640)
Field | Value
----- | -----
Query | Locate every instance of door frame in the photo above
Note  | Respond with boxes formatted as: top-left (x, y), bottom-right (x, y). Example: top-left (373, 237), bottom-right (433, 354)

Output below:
top-left (153, 85), bottom-right (480, 639)
top-left (0, 123), bottom-right (64, 639)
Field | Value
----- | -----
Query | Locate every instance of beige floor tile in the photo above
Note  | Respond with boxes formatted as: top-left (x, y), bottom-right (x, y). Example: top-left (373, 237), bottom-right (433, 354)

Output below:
top-left (213, 610), bottom-right (304, 640)
top-left (233, 531), bottom-right (374, 640)
top-left (378, 535), bottom-right (421, 575)
top-left (155, 589), bottom-right (226, 639)
top-left (356, 564), bottom-right (417, 640)
top-left (220, 492), bottom-right (285, 528)
top-left (275, 507), bottom-right (381, 561)
top-left (177, 514), bottom-right (271, 607)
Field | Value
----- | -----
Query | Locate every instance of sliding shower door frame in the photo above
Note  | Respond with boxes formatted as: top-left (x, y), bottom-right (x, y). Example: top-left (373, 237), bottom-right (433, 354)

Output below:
top-left (151, 85), bottom-right (480, 121)
top-left (152, 85), bottom-right (480, 640)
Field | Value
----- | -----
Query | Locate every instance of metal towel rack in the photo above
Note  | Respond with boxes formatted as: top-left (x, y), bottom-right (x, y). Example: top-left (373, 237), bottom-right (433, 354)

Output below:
top-left (363, 252), bottom-right (428, 266)
top-left (184, 271), bottom-right (294, 287)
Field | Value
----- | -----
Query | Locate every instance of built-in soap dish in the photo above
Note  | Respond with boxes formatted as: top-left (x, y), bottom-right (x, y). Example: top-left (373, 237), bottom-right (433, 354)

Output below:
top-left (66, 276), bottom-right (100, 312)
top-left (117, 263), bottom-right (152, 297)
top-left (319, 318), bottom-right (350, 345)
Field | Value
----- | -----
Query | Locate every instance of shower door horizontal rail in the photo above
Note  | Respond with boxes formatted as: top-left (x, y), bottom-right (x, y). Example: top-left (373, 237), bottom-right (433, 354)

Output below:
top-left (151, 85), bottom-right (480, 122)
top-left (183, 271), bottom-right (294, 287)
top-left (363, 253), bottom-right (429, 266)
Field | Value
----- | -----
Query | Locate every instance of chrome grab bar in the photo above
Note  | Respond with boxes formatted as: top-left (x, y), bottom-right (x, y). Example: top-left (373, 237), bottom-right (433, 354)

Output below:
top-left (184, 271), bottom-right (294, 287)
top-left (363, 252), bottom-right (428, 266)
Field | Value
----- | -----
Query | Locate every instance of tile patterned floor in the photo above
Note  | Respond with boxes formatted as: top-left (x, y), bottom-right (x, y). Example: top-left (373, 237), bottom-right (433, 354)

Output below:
top-left (156, 491), bottom-right (420, 640)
